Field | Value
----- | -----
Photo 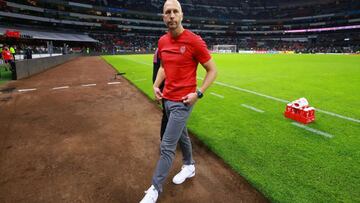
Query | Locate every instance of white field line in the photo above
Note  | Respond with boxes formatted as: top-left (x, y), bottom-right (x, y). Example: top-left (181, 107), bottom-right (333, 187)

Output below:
top-left (18, 88), bottom-right (37, 92)
top-left (210, 92), bottom-right (224, 99)
top-left (197, 77), bottom-right (360, 123)
top-left (211, 79), bottom-right (290, 103)
top-left (292, 122), bottom-right (334, 138)
top-left (315, 109), bottom-right (359, 123)
top-left (133, 78), bottom-right (146, 82)
top-left (52, 86), bottom-right (69, 90)
top-left (82, 84), bottom-right (97, 87)
top-left (241, 104), bottom-right (265, 113)
top-left (121, 57), bottom-right (152, 66)
top-left (107, 82), bottom-right (121, 85)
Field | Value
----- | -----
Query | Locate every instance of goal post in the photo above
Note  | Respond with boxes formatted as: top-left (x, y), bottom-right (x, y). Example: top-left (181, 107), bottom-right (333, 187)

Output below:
top-left (212, 45), bottom-right (237, 53)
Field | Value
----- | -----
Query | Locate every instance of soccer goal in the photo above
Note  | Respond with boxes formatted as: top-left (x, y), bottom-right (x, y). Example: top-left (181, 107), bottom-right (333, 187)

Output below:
top-left (212, 45), bottom-right (237, 53)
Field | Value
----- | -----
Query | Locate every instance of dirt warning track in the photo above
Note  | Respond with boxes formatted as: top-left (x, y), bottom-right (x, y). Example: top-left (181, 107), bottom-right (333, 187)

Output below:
top-left (0, 56), bottom-right (268, 203)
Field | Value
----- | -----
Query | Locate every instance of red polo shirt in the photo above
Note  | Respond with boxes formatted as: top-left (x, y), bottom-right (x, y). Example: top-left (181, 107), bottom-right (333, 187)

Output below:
top-left (2, 49), bottom-right (13, 60)
top-left (158, 29), bottom-right (211, 101)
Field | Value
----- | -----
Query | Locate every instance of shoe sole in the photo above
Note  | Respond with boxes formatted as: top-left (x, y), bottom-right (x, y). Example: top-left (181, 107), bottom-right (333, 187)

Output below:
top-left (173, 172), bottom-right (195, 185)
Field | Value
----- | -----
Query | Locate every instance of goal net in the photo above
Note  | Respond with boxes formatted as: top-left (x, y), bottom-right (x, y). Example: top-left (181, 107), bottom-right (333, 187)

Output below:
top-left (212, 45), bottom-right (237, 53)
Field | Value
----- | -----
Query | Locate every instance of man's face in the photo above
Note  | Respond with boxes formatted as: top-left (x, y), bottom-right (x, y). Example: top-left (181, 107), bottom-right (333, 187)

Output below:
top-left (163, 1), bottom-right (183, 30)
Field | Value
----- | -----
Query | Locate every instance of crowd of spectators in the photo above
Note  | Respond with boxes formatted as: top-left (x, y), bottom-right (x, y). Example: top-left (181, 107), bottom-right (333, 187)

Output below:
top-left (68, 0), bottom-right (360, 20)
top-left (13, 0), bottom-right (359, 21)
top-left (237, 40), bottom-right (359, 54)
top-left (0, 42), bottom-right (96, 60)
top-left (2, 32), bottom-right (358, 55)
top-left (87, 31), bottom-right (359, 54)
top-left (89, 32), bottom-right (157, 53)
top-left (4, 0), bottom-right (359, 35)
top-left (208, 32), bottom-right (360, 53)
top-left (2, 0), bottom-right (359, 54)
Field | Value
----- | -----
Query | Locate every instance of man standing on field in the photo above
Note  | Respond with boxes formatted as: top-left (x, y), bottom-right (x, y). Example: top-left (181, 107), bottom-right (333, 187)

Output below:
top-left (140, 0), bottom-right (217, 202)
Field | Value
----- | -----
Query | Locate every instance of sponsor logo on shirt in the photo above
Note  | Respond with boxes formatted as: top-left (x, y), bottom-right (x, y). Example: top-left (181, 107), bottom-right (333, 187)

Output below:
top-left (180, 46), bottom-right (186, 54)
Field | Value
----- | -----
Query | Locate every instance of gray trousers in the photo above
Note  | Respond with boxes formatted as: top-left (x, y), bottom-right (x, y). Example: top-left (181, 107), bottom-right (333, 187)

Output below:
top-left (152, 100), bottom-right (195, 193)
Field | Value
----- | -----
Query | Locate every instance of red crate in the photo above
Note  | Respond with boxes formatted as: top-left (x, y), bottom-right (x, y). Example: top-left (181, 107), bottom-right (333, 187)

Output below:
top-left (284, 98), bottom-right (315, 124)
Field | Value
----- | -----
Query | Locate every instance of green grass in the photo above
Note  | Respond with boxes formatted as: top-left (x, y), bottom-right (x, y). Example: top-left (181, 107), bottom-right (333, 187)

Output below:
top-left (0, 64), bottom-right (12, 84)
top-left (103, 54), bottom-right (360, 203)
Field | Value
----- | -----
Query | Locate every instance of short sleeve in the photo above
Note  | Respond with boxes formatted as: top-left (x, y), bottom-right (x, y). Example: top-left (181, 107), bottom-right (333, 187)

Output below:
top-left (193, 36), bottom-right (211, 64)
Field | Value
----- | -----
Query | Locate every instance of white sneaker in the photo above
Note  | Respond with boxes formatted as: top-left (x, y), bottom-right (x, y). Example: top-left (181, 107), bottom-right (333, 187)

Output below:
top-left (140, 185), bottom-right (158, 203)
top-left (172, 164), bottom-right (195, 185)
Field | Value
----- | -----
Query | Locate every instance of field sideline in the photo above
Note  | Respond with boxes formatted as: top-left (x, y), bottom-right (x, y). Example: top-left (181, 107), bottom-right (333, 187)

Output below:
top-left (104, 53), bottom-right (359, 202)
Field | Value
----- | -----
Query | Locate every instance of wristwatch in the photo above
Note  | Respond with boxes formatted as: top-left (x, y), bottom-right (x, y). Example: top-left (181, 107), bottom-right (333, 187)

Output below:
top-left (196, 89), bottom-right (203, 99)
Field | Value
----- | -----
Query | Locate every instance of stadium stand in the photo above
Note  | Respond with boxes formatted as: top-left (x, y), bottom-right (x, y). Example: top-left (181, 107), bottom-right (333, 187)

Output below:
top-left (0, 0), bottom-right (359, 55)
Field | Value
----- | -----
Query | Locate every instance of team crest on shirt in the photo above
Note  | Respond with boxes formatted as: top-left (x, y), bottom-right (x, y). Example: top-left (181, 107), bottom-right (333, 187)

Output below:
top-left (180, 46), bottom-right (186, 54)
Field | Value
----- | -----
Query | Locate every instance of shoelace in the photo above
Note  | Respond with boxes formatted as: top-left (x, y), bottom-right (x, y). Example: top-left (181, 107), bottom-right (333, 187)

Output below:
top-left (179, 166), bottom-right (193, 177)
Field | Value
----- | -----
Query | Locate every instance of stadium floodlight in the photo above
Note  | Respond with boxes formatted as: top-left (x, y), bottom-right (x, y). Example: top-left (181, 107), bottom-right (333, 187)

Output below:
top-left (212, 45), bottom-right (237, 53)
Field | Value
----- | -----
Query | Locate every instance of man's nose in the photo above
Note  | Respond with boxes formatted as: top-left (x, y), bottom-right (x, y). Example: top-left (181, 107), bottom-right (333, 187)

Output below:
top-left (170, 11), bottom-right (175, 18)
